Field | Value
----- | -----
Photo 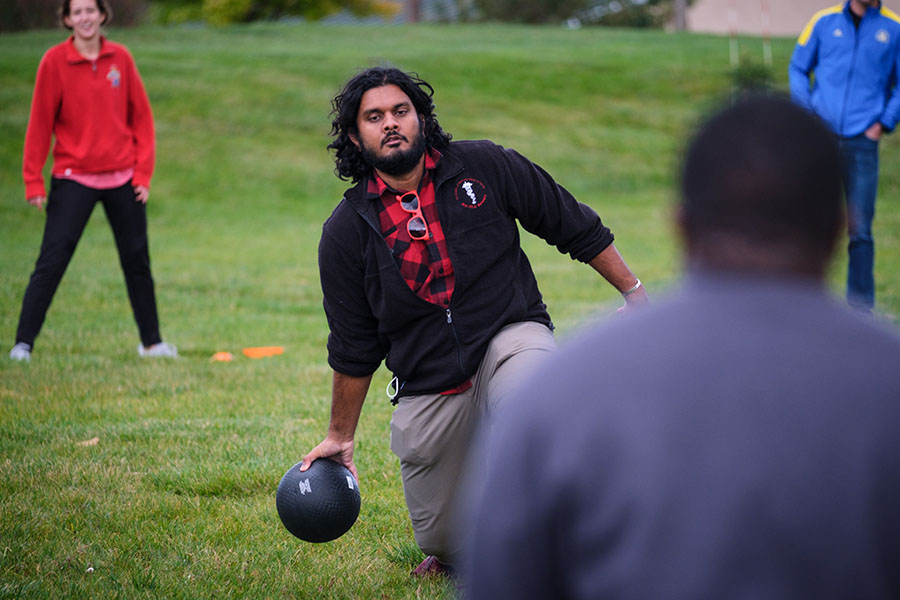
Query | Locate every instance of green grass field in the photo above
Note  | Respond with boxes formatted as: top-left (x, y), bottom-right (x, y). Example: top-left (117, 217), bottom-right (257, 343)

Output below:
top-left (1, 22), bottom-right (898, 599)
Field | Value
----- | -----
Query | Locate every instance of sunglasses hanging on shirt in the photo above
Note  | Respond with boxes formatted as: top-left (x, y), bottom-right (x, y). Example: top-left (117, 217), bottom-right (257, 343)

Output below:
top-left (398, 191), bottom-right (430, 240)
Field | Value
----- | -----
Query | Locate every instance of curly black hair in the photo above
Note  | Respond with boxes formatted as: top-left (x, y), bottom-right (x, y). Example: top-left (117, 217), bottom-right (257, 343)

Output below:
top-left (328, 67), bottom-right (452, 182)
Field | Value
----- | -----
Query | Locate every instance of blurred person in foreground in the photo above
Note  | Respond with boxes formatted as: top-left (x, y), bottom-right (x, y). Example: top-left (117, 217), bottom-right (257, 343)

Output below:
top-left (9, 0), bottom-right (176, 362)
top-left (299, 66), bottom-right (648, 576)
top-left (789, 0), bottom-right (900, 313)
top-left (464, 96), bottom-right (900, 599)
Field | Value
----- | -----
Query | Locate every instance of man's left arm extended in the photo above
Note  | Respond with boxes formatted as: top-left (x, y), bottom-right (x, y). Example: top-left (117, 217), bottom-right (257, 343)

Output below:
top-left (495, 145), bottom-right (649, 310)
top-left (589, 242), bottom-right (649, 311)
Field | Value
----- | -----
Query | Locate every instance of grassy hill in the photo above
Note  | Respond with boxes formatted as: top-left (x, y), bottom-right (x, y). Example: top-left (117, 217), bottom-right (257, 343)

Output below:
top-left (1, 23), bottom-right (898, 599)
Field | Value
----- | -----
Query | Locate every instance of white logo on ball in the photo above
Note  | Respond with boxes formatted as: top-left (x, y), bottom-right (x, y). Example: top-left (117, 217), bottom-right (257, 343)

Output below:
top-left (299, 479), bottom-right (312, 495)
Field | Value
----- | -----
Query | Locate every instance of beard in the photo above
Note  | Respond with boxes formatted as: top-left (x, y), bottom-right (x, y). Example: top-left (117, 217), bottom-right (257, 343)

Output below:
top-left (359, 129), bottom-right (427, 177)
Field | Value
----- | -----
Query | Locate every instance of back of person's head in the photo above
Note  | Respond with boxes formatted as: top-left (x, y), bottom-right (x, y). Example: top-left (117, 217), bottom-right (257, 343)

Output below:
top-left (680, 95), bottom-right (843, 276)
top-left (328, 66), bottom-right (452, 182)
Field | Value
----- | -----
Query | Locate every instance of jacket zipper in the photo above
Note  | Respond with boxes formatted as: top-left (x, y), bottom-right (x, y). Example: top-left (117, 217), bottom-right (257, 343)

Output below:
top-left (353, 163), bottom-right (467, 398)
top-left (433, 173), bottom-right (467, 379)
top-left (446, 308), bottom-right (466, 377)
top-left (840, 12), bottom-right (861, 135)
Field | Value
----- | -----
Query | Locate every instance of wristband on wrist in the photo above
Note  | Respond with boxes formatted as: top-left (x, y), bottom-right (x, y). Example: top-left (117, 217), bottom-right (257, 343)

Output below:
top-left (621, 278), bottom-right (642, 297)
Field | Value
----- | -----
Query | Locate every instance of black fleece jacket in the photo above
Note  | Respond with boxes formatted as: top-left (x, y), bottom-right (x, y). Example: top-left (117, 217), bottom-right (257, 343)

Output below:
top-left (318, 139), bottom-right (614, 398)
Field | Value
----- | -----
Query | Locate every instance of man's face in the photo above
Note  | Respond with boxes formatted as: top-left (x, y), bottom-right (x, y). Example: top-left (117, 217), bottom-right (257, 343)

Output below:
top-left (352, 84), bottom-right (425, 177)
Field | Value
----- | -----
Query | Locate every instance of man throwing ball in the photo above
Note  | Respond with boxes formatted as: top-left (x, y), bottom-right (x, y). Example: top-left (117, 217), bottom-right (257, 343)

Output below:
top-left (300, 66), bottom-right (648, 575)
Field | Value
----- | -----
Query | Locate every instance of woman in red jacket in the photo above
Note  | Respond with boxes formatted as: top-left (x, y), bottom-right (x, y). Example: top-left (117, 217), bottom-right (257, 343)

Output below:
top-left (9, 0), bottom-right (175, 362)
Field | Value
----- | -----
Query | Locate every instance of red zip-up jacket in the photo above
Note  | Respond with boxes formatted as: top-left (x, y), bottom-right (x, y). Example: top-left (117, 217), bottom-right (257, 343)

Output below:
top-left (22, 36), bottom-right (155, 199)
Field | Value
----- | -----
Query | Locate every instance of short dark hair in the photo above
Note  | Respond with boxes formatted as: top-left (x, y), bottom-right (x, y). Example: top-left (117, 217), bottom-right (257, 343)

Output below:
top-left (328, 67), bottom-right (452, 182)
top-left (60, 0), bottom-right (111, 28)
top-left (681, 95), bottom-right (843, 271)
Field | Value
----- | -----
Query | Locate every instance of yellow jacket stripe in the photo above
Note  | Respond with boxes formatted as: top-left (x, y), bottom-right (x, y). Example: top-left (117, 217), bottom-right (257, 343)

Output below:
top-left (881, 5), bottom-right (900, 25)
top-left (797, 4), bottom-right (844, 46)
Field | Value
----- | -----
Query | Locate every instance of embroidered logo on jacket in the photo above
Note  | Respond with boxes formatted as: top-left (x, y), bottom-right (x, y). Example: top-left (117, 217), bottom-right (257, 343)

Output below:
top-left (107, 66), bottom-right (121, 88)
top-left (456, 178), bottom-right (487, 209)
top-left (833, 28), bottom-right (844, 37)
top-left (876, 29), bottom-right (890, 43)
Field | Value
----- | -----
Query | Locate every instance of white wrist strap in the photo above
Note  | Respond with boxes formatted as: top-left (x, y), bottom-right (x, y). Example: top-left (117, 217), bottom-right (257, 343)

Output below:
top-left (621, 278), bottom-right (642, 297)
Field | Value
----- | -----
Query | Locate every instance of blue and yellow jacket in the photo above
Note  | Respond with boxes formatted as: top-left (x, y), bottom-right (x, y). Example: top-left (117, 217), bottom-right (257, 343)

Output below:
top-left (790, 1), bottom-right (900, 136)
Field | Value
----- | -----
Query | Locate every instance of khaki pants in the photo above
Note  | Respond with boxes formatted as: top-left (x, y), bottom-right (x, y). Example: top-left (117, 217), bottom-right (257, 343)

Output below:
top-left (389, 321), bottom-right (556, 564)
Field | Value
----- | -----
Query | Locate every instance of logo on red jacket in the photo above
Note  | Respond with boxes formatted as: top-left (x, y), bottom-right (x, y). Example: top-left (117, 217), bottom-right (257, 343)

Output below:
top-left (455, 178), bottom-right (487, 209)
top-left (107, 65), bottom-right (121, 88)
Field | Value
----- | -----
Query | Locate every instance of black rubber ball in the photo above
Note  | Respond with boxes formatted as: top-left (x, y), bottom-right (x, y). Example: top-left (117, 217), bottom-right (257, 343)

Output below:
top-left (276, 459), bottom-right (361, 543)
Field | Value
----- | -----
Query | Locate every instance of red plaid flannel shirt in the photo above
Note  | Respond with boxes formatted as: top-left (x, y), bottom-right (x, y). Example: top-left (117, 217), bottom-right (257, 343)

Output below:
top-left (373, 149), bottom-right (456, 309)
top-left (373, 150), bottom-right (471, 395)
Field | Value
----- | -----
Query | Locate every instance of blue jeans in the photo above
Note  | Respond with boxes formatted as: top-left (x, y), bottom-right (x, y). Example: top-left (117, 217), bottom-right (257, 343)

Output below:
top-left (838, 135), bottom-right (879, 311)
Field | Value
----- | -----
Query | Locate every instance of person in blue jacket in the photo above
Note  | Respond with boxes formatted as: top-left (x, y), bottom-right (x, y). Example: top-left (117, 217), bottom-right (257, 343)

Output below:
top-left (790, 0), bottom-right (900, 312)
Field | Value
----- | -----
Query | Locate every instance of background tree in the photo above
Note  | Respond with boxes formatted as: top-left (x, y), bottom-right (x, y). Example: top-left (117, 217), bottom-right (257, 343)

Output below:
top-left (0, 0), bottom-right (396, 30)
top-left (474, 0), bottom-right (687, 27)
top-left (474, 0), bottom-right (590, 24)
top-left (202, 0), bottom-right (399, 24)
top-left (0, 0), bottom-right (146, 32)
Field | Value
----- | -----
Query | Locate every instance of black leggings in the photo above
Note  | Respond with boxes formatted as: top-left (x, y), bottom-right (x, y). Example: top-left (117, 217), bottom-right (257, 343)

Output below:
top-left (15, 178), bottom-right (162, 348)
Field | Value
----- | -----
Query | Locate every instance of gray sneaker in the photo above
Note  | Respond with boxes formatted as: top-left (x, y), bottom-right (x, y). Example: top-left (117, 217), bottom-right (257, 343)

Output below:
top-left (138, 341), bottom-right (178, 358)
top-left (9, 342), bottom-right (31, 362)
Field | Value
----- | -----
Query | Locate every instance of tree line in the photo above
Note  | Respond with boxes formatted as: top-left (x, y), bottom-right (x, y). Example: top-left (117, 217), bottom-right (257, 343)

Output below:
top-left (1, 0), bottom-right (680, 32)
